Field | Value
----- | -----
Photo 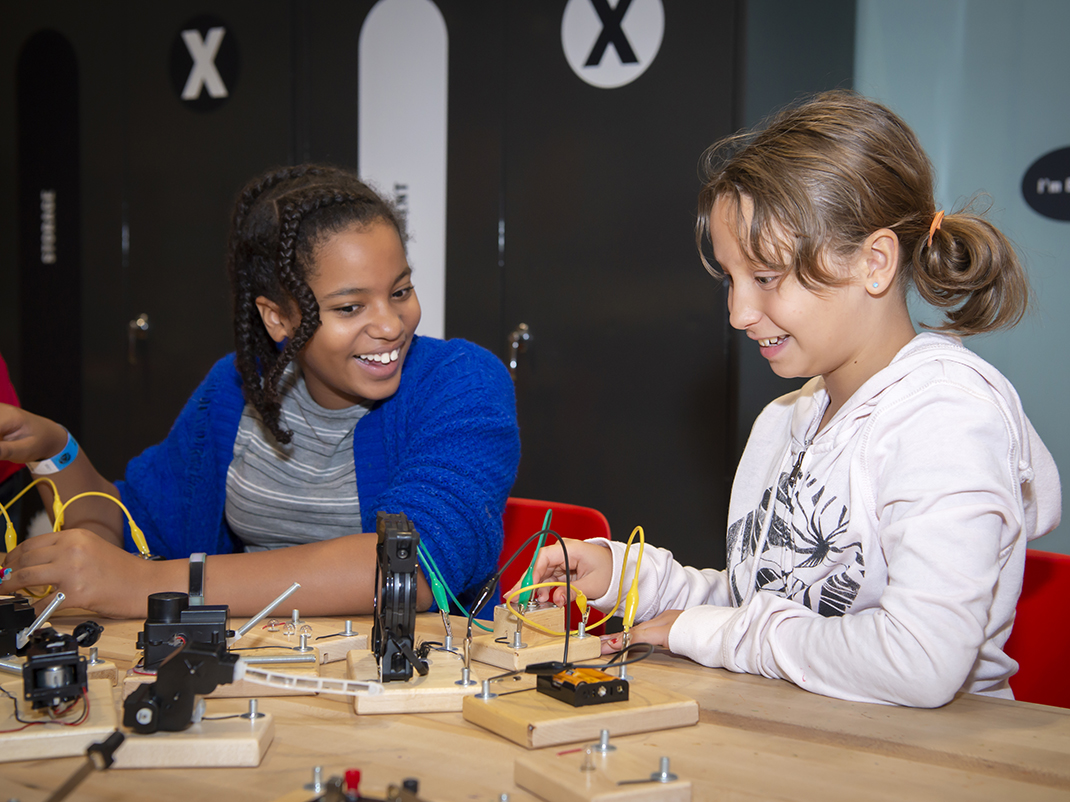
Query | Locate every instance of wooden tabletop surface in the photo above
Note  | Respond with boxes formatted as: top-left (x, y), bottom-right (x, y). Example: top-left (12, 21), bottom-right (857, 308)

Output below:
top-left (1, 611), bottom-right (1068, 802)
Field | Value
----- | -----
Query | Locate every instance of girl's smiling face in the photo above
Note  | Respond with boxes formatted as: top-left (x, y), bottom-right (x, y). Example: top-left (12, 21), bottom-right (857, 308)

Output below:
top-left (260, 220), bottom-right (421, 408)
top-left (711, 194), bottom-right (896, 407)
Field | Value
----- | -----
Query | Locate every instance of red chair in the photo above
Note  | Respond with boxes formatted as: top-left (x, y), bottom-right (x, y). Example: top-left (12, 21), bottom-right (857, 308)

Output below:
top-left (499, 497), bottom-right (611, 610)
top-left (1004, 549), bottom-right (1070, 708)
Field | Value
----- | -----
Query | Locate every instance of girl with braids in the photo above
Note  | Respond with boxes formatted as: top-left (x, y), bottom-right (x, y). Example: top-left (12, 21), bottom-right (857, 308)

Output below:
top-left (523, 91), bottom-right (1060, 706)
top-left (0, 164), bottom-right (520, 618)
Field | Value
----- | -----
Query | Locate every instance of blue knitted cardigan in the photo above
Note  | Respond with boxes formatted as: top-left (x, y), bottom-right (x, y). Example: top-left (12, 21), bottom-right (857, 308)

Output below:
top-left (115, 335), bottom-right (520, 604)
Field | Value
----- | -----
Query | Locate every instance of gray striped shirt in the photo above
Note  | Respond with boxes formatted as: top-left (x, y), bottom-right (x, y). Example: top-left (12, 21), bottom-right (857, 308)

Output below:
top-left (225, 366), bottom-right (371, 551)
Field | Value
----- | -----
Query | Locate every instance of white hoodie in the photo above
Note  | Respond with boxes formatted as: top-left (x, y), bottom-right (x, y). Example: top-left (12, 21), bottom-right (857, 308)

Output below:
top-left (594, 333), bottom-right (1061, 707)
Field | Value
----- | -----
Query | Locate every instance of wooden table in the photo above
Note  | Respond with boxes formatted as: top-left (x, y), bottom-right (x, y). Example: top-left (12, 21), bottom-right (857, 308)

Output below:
top-left (1, 613), bottom-right (1068, 801)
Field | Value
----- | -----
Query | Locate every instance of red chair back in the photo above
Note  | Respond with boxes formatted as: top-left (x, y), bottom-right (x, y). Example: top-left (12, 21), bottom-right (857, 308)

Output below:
top-left (499, 497), bottom-right (611, 605)
top-left (1005, 549), bottom-right (1070, 708)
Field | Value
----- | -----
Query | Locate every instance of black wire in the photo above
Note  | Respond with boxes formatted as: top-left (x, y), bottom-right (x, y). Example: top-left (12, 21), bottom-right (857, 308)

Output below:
top-left (466, 527), bottom-right (572, 665)
top-left (0, 685), bottom-right (31, 725)
top-left (595, 641), bottom-right (656, 668)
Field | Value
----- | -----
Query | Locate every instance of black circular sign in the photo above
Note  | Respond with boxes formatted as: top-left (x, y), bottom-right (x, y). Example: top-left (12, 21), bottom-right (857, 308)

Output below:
top-left (168, 15), bottom-right (240, 112)
top-left (1022, 146), bottom-right (1070, 222)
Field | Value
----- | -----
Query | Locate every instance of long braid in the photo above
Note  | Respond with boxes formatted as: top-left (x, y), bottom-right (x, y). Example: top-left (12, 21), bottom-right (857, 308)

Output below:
top-left (229, 165), bottom-right (326, 419)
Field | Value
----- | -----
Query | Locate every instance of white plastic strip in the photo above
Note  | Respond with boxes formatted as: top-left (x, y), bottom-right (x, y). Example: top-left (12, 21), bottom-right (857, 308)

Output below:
top-left (234, 660), bottom-right (384, 696)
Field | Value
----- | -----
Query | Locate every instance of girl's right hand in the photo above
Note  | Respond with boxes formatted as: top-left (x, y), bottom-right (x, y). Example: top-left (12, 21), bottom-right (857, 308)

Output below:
top-left (0, 403), bottom-right (67, 465)
top-left (517, 538), bottom-right (615, 608)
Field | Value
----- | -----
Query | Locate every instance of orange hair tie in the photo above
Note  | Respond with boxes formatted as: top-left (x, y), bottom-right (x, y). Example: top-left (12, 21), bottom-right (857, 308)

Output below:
top-left (927, 210), bottom-right (945, 248)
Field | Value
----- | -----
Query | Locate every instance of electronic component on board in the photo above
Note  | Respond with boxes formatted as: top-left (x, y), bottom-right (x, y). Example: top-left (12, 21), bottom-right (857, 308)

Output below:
top-left (535, 666), bottom-right (630, 707)
top-left (136, 591), bottom-right (233, 671)
top-left (0, 595), bottom-right (36, 656)
top-left (372, 511), bottom-right (428, 682)
top-left (123, 640), bottom-right (240, 733)
top-left (21, 627), bottom-right (88, 710)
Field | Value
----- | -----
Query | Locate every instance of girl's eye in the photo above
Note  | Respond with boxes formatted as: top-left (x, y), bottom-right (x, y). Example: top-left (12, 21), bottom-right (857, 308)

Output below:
top-left (754, 274), bottom-right (779, 287)
top-left (392, 285), bottom-right (414, 300)
top-left (335, 304), bottom-right (362, 315)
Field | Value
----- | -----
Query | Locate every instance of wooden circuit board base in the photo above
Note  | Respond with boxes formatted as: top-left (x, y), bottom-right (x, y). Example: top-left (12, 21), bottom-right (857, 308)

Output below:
top-left (462, 678), bottom-right (698, 749)
top-left (86, 659), bottom-right (118, 686)
top-left (113, 711), bottom-right (274, 768)
top-left (233, 619), bottom-right (367, 665)
top-left (345, 647), bottom-right (483, 714)
top-left (0, 678), bottom-right (119, 762)
top-left (468, 603), bottom-right (602, 672)
top-left (469, 632), bottom-right (602, 672)
top-left (516, 744), bottom-right (691, 802)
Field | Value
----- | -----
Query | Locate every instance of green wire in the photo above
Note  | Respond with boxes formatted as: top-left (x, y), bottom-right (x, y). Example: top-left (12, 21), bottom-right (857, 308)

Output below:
top-left (417, 542), bottom-right (493, 632)
top-left (517, 509), bottom-right (553, 608)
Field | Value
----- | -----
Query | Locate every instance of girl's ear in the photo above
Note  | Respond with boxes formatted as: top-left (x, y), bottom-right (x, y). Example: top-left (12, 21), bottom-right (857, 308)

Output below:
top-left (860, 228), bottom-right (900, 296)
top-left (255, 296), bottom-right (295, 343)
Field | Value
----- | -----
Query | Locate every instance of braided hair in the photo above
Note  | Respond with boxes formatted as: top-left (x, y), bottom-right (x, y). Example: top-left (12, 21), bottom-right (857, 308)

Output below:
top-left (227, 164), bottom-right (406, 443)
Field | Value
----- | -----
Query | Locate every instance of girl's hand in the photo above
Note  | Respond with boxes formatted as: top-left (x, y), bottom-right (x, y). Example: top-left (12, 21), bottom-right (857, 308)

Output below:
top-left (600, 609), bottom-right (684, 654)
top-left (1, 529), bottom-right (153, 618)
top-left (512, 538), bottom-right (615, 608)
top-left (0, 403), bottom-right (67, 465)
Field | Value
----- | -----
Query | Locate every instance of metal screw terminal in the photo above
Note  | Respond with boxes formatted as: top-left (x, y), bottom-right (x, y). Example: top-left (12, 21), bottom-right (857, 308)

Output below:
top-left (591, 729), bottom-right (616, 753)
top-left (650, 757), bottom-right (678, 783)
top-left (241, 698), bottom-right (264, 720)
top-left (304, 765), bottom-right (324, 792)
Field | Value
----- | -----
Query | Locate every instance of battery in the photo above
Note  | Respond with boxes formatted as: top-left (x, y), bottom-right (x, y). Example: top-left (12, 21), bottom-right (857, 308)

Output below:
top-left (535, 667), bottom-right (629, 707)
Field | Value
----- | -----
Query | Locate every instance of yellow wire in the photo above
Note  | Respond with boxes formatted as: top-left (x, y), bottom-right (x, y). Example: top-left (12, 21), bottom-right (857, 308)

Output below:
top-left (503, 524), bottom-right (646, 637)
top-left (56, 492), bottom-right (151, 556)
top-left (2, 479), bottom-right (60, 590)
top-left (503, 582), bottom-right (604, 636)
top-left (1, 501), bottom-right (15, 553)
top-left (1, 482), bottom-right (151, 600)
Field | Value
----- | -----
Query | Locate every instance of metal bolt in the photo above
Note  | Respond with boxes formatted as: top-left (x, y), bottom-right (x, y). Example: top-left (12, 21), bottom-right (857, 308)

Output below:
top-left (304, 765), bottom-right (324, 792)
top-left (297, 632), bottom-right (313, 653)
top-left (88, 646), bottom-right (102, 665)
top-left (650, 757), bottom-right (678, 783)
top-left (510, 628), bottom-right (527, 650)
top-left (343, 620), bottom-right (354, 636)
top-left (592, 728), bottom-right (616, 753)
top-left (455, 665), bottom-right (476, 687)
top-left (241, 698), bottom-right (263, 719)
top-left (476, 678), bottom-right (497, 699)
top-left (292, 608), bottom-right (300, 627)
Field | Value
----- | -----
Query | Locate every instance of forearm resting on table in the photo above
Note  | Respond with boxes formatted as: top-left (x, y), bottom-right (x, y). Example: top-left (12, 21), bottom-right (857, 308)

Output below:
top-left (176, 533), bottom-right (434, 617)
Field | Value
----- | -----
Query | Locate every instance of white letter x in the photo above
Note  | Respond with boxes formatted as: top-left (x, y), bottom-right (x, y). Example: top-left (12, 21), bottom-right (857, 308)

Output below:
top-left (181, 27), bottom-right (228, 100)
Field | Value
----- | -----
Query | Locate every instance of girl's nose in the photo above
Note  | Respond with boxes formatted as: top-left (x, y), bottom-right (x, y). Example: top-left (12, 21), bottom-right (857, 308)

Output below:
top-left (366, 302), bottom-right (403, 339)
top-left (728, 290), bottom-right (761, 331)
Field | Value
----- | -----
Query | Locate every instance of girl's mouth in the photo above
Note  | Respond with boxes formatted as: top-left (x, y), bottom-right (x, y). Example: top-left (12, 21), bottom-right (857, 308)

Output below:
top-left (357, 348), bottom-right (400, 365)
top-left (758, 336), bottom-right (788, 347)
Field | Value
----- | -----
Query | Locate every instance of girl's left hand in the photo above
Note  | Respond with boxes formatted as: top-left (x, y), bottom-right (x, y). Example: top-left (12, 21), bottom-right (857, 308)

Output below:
top-left (1, 528), bottom-right (153, 618)
top-left (599, 609), bottom-right (684, 655)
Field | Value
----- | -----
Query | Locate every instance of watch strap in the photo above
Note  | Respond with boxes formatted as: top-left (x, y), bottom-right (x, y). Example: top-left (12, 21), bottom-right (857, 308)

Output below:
top-left (188, 552), bottom-right (207, 605)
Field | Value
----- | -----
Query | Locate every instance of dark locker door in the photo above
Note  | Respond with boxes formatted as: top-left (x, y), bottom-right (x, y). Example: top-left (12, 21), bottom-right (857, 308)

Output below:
top-left (85, 4), bottom-right (294, 478)
top-left (499, 3), bottom-right (737, 568)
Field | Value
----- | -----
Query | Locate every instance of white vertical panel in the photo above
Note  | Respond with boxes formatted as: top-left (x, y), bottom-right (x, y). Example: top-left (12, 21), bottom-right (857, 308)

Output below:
top-left (856, 0), bottom-right (1070, 554)
top-left (359, 0), bottom-right (448, 339)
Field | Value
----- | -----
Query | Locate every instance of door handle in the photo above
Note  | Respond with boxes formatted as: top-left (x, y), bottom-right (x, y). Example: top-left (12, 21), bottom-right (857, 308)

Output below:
top-left (128, 313), bottom-right (150, 365)
top-left (507, 323), bottom-right (530, 381)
